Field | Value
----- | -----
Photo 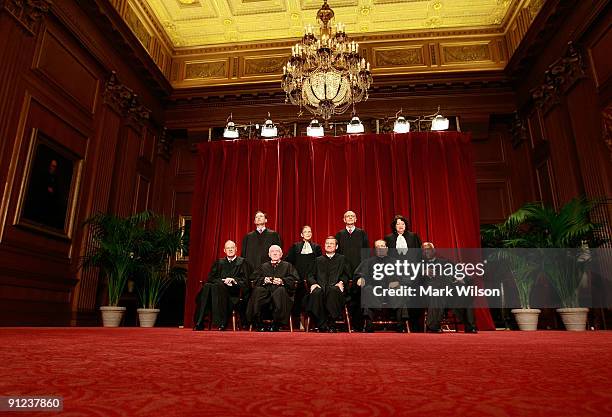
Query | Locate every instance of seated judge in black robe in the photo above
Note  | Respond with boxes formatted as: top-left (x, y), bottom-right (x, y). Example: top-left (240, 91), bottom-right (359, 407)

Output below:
top-left (285, 225), bottom-right (322, 323)
top-left (247, 245), bottom-right (299, 331)
top-left (306, 236), bottom-right (351, 331)
top-left (335, 210), bottom-right (369, 330)
top-left (421, 242), bottom-right (477, 333)
top-left (355, 239), bottom-right (410, 332)
top-left (193, 240), bottom-right (249, 330)
top-left (241, 210), bottom-right (282, 272)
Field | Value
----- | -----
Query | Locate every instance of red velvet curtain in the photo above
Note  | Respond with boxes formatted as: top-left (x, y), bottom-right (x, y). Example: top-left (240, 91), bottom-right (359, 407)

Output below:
top-left (185, 132), bottom-right (494, 329)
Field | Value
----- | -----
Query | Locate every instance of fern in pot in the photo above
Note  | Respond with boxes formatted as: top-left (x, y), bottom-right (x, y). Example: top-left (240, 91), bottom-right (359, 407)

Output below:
top-left (134, 215), bottom-right (187, 327)
top-left (81, 211), bottom-right (152, 327)
top-left (487, 198), bottom-right (606, 331)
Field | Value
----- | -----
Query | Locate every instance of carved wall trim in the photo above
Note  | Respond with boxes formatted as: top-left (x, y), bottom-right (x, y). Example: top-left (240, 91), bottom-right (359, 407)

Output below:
top-left (103, 71), bottom-right (151, 127)
top-left (530, 42), bottom-right (587, 112)
top-left (156, 127), bottom-right (174, 160)
top-left (509, 111), bottom-right (528, 148)
top-left (1, 0), bottom-right (51, 35)
top-left (603, 105), bottom-right (612, 164)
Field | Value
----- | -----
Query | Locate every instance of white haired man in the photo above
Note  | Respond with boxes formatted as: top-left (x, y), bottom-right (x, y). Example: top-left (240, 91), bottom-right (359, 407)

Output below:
top-left (247, 245), bottom-right (299, 331)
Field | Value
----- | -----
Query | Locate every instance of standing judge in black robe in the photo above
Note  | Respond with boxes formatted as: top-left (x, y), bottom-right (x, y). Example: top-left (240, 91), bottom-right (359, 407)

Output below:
top-left (247, 245), bottom-right (299, 331)
top-left (240, 211), bottom-right (282, 326)
top-left (306, 236), bottom-right (351, 332)
top-left (384, 214), bottom-right (423, 331)
top-left (335, 210), bottom-right (369, 330)
top-left (383, 214), bottom-right (422, 257)
top-left (241, 210), bottom-right (282, 272)
top-left (421, 242), bottom-right (477, 333)
top-left (193, 240), bottom-right (249, 330)
top-left (285, 225), bottom-right (322, 324)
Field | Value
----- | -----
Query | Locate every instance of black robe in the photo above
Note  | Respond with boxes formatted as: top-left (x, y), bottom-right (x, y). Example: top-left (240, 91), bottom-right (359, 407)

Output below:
top-left (335, 227), bottom-right (369, 274)
top-left (355, 255), bottom-right (410, 321)
top-left (241, 228), bottom-right (282, 271)
top-left (421, 257), bottom-right (477, 332)
top-left (307, 253), bottom-right (351, 327)
top-left (247, 260), bottom-right (299, 326)
top-left (285, 241), bottom-right (322, 317)
top-left (193, 257), bottom-right (250, 328)
top-left (383, 231), bottom-right (422, 251)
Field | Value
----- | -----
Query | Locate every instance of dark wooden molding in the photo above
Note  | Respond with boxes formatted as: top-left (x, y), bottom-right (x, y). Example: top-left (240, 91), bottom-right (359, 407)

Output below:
top-left (75, 0), bottom-right (171, 99)
top-left (505, 0), bottom-right (578, 79)
top-left (167, 71), bottom-right (514, 108)
top-left (509, 112), bottom-right (529, 148)
top-left (157, 127), bottom-right (174, 161)
top-left (603, 105), bottom-right (612, 164)
top-left (530, 42), bottom-right (587, 112)
top-left (103, 71), bottom-right (151, 127)
top-left (1, 0), bottom-right (51, 34)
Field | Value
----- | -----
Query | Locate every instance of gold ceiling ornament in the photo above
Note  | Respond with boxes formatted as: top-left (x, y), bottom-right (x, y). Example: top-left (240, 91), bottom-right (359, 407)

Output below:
top-left (281, 0), bottom-right (372, 122)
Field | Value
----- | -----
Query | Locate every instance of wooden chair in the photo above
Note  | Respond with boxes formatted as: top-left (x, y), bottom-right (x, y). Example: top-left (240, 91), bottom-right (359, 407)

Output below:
top-left (305, 305), bottom-right (352, 333)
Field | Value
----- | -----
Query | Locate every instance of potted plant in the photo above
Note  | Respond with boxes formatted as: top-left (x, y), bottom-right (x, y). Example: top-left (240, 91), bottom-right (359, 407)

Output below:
top-left (134, 216), bottom-right (186, 327)
top-left (486, 197), bottom-right (605, 331)
top-left (482, 222), bottom-right (542, 330)
top-left (81, 211), bottom-right (152, 327)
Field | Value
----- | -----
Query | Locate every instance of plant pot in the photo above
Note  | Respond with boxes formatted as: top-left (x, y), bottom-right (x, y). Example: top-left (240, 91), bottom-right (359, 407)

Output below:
top-left (511, 308), bottom-right (541, 331)
top-left (137, 308), bottom-right (160, 328)
top-left (556, 307), bottom-right (589, 331)
top-left (100, 306), bottom-right (126, 327)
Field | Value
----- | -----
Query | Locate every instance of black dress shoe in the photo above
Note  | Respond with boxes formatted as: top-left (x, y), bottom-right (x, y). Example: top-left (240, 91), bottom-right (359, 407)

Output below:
top-left (396, 324), bottom-right (408, 333)
top-left (218, 325), bottom-right (226, 331)
top-left (270, 324), bottom-right (280, 332)
top-left (363, 323), bottom-right (374, 333)
top-left (193, 325), bottom-right (204, 331)
top-left (426, 327), bottom-right (442, 333)
top-left (327, 325), bottom-right (337, 333)
top-left (465, 328), bottom-right (478, 333)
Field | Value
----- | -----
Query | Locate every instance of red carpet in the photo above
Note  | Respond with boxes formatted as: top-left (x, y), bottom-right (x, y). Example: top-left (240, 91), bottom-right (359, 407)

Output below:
top-left (1, 328), bottom-right (612, 417)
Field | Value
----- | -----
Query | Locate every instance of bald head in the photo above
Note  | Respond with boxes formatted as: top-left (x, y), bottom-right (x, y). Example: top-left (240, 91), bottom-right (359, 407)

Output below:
top-left (422, 241), bottom-right (435, 260)
top-left (224, 240), bottom-right (237, 257)
top-left (343, 210), bottom-right (357, 226)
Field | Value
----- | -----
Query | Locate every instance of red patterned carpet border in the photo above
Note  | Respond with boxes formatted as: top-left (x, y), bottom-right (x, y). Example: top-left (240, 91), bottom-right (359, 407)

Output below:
top-left (1, 329), bottom-right (611, 417)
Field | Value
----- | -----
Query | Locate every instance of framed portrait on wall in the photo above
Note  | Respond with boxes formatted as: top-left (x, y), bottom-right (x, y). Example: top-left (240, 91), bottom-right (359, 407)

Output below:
top-left (176, 214), bottom-right (191, 262)
top-left (15, 128), bottom-right (83, 239)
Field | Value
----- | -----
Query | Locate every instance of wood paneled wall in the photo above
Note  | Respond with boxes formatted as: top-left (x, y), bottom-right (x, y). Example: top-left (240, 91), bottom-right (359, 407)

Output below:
top-left (0, 0), bottom-right (609, 326)
top-left (0, 1), bottom-right (166, 325)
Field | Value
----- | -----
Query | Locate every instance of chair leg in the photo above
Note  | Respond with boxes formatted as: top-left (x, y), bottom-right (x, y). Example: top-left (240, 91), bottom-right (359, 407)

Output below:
top-left (423, 310), bottom-right (427, 333)
top-left (306, 315), bottom-right (310, 332)
top-left (405, 320), bottom-right (410, 333)
top-left (344, 306), bottom-right (352, 333)
top-left (289, 316), bottom-right (293, 333)
top-left (232, 310), bottom-right (237, 332)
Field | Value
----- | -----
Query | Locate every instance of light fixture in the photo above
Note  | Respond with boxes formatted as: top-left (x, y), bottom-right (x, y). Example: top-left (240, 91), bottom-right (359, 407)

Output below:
top-left (223, 116), bottom-right (240, 139)
top-left (431, 114), bottom-right (449, 131)
top-left (260, 115), bottom-right (278, 138)
top-left (393, 110), bottom-right (410, 133)
top-left (346, 115), bottom-right (364, 134)
top-left (307, 119), bottom-right (324, 137)
top-left (281, 0), bottom-right (373, 122)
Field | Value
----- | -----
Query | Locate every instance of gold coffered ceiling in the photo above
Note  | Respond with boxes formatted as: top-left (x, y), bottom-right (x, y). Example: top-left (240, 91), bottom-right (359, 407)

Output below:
top-left (143, 0), bottom-right (517, 47)
top-left (115, 0), bottom-right (545, 89)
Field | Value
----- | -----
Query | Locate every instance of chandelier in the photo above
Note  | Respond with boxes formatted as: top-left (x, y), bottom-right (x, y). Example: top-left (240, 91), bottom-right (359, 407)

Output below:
top-left (281, 0), bottom-right (373, 122)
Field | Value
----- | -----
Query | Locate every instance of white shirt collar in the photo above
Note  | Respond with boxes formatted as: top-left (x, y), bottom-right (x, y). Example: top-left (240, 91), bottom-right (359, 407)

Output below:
top-left (326, 253), bottom-right (335, 258)
top-left (256, 226), bottom-right (266, 233)
top-left (346, 225), bottom-right (355, 233)
top-left (227, 256), bottom-right (237, 262)
top-left (301, 241), bottom-right (313, 254)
